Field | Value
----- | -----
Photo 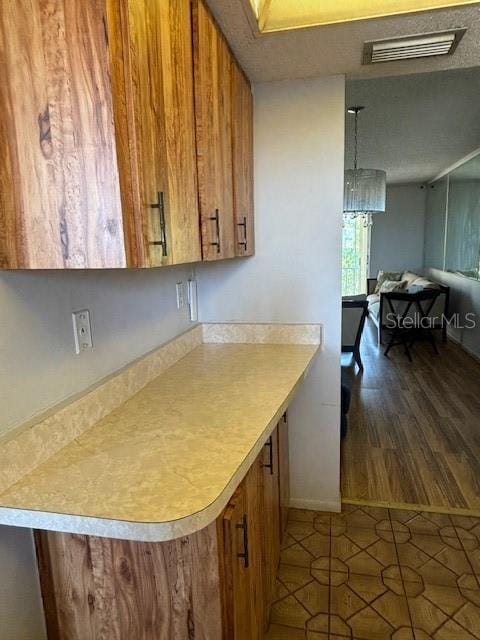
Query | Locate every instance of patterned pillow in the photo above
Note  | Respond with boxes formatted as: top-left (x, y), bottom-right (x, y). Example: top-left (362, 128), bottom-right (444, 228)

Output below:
top-left (379, 279), bottom-right (408, 294)
top-left (374, 270), bottom-right (402, 294)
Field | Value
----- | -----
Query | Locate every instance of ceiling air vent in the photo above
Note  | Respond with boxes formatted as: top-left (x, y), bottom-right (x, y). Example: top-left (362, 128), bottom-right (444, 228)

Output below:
top-left (363, 29), bottom-right (466, 64)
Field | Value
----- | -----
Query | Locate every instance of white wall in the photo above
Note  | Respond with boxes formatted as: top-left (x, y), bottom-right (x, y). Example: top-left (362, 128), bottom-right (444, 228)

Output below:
top-left (369, 184), bottom-right (426, 277)
top-left (0, 75), bottom-right (345, 637)
top-left (0, 266), bottom-right (195, 640)
top-left (198, 76), bottom-right (345, 511)
top-left (0, 528), bottom-right (45, 640)
top-left (0, 268), bottom-right (194, 434)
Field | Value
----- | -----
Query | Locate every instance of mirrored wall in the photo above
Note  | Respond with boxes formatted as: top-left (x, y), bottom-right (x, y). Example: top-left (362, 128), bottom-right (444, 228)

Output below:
top-left (425, 152), bottom-right (480, 280)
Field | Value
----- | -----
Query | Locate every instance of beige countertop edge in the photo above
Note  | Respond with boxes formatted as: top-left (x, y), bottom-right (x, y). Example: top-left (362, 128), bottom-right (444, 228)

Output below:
top-left (0, 365), bottom-right (313, 543)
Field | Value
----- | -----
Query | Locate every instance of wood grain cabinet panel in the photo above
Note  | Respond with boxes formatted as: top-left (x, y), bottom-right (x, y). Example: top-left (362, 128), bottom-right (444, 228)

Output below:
top-left (192, 0), bottom-right (235, 261)
top-left (0, 0), bottom-right (127, 269)
top-left (231, 60), bottom-right (255, 257)
top-left (219, 486), bottom-right (255, 640)
top-left (117, 0), bottom-right (201, 267)
top-left (0, 0), bottom-right (201, 269)
top-left (1, 0), bottom-right (252, 269)
top-left (262, 426), bottom-right (281, 609)
top-left (35, 524), bottom-right (223, 640)
top-left (218, 451), bottom-right (268, 639)
top-left (278, 413), bottom-right (290, 536)
top-left (35, 428), bottom-right (288, 639)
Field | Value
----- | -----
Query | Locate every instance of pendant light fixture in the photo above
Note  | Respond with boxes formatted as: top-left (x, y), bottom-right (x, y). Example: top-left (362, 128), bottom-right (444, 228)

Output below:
top-left (344, 106), bottom-right (386, 227)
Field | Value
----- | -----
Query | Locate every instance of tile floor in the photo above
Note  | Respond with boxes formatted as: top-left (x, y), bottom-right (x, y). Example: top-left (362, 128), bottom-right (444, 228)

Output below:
top-left (266, 504), bottom-right (480, 639)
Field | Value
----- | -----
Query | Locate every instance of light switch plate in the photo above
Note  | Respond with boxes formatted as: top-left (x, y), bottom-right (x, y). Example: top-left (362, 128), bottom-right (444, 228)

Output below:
top-left (176, 282), bottom-right (185, 309)
top-left (188, 279), bottom-right (198, 322)
top-left (72, 309), bottom-right (93, 355)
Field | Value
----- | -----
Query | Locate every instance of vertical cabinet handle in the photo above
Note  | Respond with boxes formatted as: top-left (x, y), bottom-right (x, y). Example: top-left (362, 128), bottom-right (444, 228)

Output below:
top-left (149, 191), bottom-right (168, 257)
top-left (237, 216), bottom-right (247, 250)
top-left (236, 514), bottom-right (249, 568)
top-left (262, 435), bottom-right (274, 475)
top-left (209, 209), bottom-right (221, 254)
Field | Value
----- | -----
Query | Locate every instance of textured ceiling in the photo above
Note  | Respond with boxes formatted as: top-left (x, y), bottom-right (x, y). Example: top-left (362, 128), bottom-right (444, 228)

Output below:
top-left (205, 0), bottom-right (480, 81)
top-left (345, 67), bottom-right (480, 184)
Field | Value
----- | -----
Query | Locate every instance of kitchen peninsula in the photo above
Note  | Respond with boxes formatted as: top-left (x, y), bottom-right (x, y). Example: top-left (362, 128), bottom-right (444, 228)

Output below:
top-left (0, 323), bottom-right (321, 639)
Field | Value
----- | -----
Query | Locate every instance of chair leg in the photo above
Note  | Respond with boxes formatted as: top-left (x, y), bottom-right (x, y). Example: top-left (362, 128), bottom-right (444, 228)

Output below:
top-left (354, 349), bottom-right (363, 371)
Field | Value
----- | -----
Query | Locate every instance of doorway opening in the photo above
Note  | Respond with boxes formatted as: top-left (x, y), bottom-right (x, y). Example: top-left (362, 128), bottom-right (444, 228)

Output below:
top-left (340, 66), bottom-right (480, 516)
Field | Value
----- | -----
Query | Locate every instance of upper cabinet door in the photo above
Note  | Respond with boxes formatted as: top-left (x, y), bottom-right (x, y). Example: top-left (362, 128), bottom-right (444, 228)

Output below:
top-left (192, 0), bottom-right (235, 262)
top-left (0, 0), bottom-right (126, 269)
top-left (232, 61), bottom-right (255, 257)
top-left (118, 0), bottom-right (201, 267)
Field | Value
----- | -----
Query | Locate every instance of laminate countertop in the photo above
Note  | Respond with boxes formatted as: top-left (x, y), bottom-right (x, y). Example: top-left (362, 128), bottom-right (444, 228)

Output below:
top-left (0, 340), bottom-right (319, 541)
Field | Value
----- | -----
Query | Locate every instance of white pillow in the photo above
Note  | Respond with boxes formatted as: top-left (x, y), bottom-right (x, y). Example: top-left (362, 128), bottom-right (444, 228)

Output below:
top-left (374, 271), bottom-right (402, 294)
top-left (379, 279), bottom-right (408, 293)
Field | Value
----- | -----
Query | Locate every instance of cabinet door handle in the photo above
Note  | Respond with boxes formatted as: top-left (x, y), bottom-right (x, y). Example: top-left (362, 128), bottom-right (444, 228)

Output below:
top-left (262, 435), bottom-right (274, 475)
top-left (237, 216), bottom-right (247, 250)
top-left (209, 209), bottom-right (221, 254)
top-left (149, 191), bottom-right (168, 257)
top-left (236, 514), bottom-right (249, 568)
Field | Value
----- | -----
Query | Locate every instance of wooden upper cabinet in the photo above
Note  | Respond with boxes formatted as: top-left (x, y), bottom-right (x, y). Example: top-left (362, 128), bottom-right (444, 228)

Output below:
top-left (0, 0), bottom-right (200, 269)
top-left (231, 61), bottom-right (255, 257)
top-left (0, 0), bottom-right (251, 270)
top-left (117, 0), bottom-right (201, 267)
top-left (0, 0), bottom-right (126, 269)
top-left (192, 0), bottom-right (235, 261)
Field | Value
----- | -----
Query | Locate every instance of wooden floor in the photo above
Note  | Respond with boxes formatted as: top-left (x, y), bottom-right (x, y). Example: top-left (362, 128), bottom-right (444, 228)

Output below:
top-left (341, 319), bottom-right (480, 514)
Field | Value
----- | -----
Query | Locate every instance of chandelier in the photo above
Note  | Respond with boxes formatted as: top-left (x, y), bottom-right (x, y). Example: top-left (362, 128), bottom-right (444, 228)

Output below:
top-left (344, 106), bottom-right (386, 227)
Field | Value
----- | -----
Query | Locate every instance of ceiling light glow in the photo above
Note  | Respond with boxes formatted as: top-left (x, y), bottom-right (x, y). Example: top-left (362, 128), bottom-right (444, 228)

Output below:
top-left (250, 0), bottom-right (478, 32)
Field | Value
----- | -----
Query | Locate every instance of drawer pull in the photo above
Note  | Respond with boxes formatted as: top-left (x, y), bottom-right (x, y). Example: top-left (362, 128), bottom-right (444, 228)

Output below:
top-left (236, 514), bottom-right (249, 568)
top-left (262, 435), bottom-right (274, 475)
top-left (149, 191), bottom-right (168, 257)
top-left (237, 216), bottom-right (247, 250)
top-left (209, 209), bottom-right (221, 254)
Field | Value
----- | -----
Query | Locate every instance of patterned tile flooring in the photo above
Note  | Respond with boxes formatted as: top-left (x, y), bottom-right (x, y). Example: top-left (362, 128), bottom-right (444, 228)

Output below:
top-left (266, 504), bottom-right (480, 639)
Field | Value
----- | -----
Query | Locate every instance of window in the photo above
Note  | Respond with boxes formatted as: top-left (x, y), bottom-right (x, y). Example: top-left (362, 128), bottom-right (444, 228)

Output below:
top-left (342, 218), bottom-right (370, 296)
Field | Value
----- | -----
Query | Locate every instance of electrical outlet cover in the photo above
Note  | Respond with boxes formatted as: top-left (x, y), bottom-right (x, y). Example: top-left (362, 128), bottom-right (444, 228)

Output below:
top-left (72, 309), bottom-right (93, 354)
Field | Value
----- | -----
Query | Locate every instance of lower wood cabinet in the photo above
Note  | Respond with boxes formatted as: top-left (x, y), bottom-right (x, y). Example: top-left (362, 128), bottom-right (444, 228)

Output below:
top-left (278, 412), bottom-right (290, 535)
top-left (35, 523), bottom-right (224, 639)
top-left (219, 455), bottom-right (265, 640)
top-left (35, 416), bottom-right (289, 639)
top-left (262, 428), bottom-right (281, 609)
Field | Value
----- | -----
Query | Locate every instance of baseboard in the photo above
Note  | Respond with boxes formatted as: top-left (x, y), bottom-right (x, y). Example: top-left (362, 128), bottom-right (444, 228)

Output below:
top-left (342, 497), bottom-right (480, 518)
top-left (446, 331), bottom-right (480, 363)
top-left (289, 498), bottom-right (341, 513)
